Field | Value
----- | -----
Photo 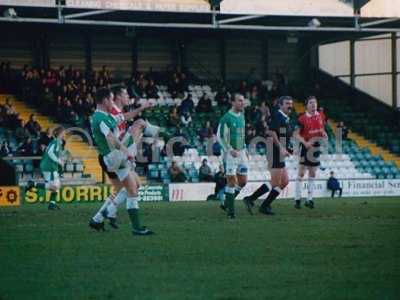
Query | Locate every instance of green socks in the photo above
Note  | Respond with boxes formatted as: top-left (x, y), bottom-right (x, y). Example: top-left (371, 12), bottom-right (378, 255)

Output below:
top-left (127, 208), bottom-right (141, 230)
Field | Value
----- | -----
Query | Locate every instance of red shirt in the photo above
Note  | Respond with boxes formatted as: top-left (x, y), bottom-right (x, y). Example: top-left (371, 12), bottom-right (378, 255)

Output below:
top-left (298, 112), bottom-right (325, 142)
top-left (110, 104), bottom-right (127, 138)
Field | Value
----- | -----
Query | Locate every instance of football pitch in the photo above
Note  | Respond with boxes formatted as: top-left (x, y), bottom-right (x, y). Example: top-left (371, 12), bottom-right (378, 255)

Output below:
top-left (1, 198), bottom-right (399, 300)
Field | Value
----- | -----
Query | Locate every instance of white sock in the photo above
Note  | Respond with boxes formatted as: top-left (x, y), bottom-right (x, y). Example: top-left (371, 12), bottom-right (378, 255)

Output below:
top-left (307, 177), bottom-right (315, 201)
top-left (92, 195), bottom-right (113, 222)
top-left (295, 176), bottom-right (302, 200)
top-left (126, 196), bottom-right (139, 210)
top-left (107, 188), bottom-right (128, 218)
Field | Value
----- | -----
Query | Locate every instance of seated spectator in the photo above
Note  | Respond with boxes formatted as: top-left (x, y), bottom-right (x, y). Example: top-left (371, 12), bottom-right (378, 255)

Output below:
top-left (38, 129), bottom-right (52, 152)
top-left (238, 80), bottom-right (249, 97)
top-left (15, 120), bottom-right (30, 144)
top-left (215, 86), bottom-right (230, 109)
top-left (249, 86), bottom-right (259, 103)
top-left (319, 107), bottom-right (328, 123)
top-left (199, 121), bottom-right (214, 142)
top-left (0, 141), bottom-right (11, 157)
top-left (17, 137), bottom-right (34, 156)
top-left (199, 159), bottom-right (213, 182)
top-left (212, 139), bottom-right (222, 156)
top-left (248, 105), bottom-right (261, 124)
top-left (25, 114), bottom-right (41, 138)
top-left (180, 94), bottom-right (194, 114)
top-left (213, 165), bottom-right (226, 206)
top-left (327, 171), bottom-right (343, 198)
top-left (259, 101), bottom-right (270, 119)
top-left (168, 107), bottom-right (180, 127)
top-left (181, 111), bottom-right (192, 127)
top-left (146, 79), bottom-right (159, 99)
top-left (337, 121), bottom-right (349, 140)
top-left (169, 161), bottom-right (187, 182)
top-left (196, 94), bottom-right (212, 113)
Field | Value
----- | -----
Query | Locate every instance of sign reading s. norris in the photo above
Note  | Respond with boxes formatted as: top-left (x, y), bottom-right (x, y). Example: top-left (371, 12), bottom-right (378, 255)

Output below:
top-left (23, 185), bottom-right (166, 204)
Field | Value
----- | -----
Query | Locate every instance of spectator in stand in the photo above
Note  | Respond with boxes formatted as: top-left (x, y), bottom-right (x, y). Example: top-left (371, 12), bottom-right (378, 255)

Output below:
top-left (146, 79), bottom-right (159, 99)
top-left (196, 94), bottom-right (212, 113)
top-left (15, 120), bottom-right (30, 144)
top-left (169, 161), bottom-right (187, 182)
top-left (199, 121), bottom-right (214, 142)
top-left (25, 114), bottom-right (41, 138)
top-left (213, 164), bottom-right (226, 206)
top-left (327, 171), bottom-right (343, 198)
top-left (337, 121), bottom-right (349, 141)
top-left (169, 76), bottom-right (184, 99)
top-left (168, 106), bottom-right (180, 127)
top-left (249, 85), bottom-right (260, 104)
top-left (199, 159), bottom-right (213, 182)
top-left (0, 141), bottom-right (11, 157)
top-left (17, 137), bottom-right (34, 156)
top-left (319, 107), bottom-right (328, 123)
top-left (180, 94), bottom-right (194, 114)
top-left (215, 86), bottom-right (231, 109)
top-left (246, 127), bottom-right (257, 145)
top-left (181, 110), bottom-right (192, 127)
top-left (38, 128), bottom-right (52, 152)
top-left (248, 105), bottom-right (261, 125)
top-left (259, 101), bottom-right (271, 119)
top-left (238, 80), bottom-right (249, 97)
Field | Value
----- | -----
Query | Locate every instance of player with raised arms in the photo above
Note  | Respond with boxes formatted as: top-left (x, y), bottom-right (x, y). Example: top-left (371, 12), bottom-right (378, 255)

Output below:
top-left (217, 93), bottom-right (248, 219)
top-left (243, 96), bottom-right (294, 215)
top-left (293, 96), bottom-right (327, 209)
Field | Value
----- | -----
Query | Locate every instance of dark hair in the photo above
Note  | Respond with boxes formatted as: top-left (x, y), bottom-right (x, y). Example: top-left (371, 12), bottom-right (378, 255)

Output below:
top-left (305, 96), bottom-right (317, 106)
top-left (112, 84), bottom-right (127, 97)
top-left (278, 96), bottom-right (293, 106)
top-left (95, 88), bottom-right (112, 104)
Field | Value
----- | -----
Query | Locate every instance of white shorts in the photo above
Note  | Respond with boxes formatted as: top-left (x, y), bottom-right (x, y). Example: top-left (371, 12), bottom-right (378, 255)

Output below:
top-left (42, 171), bottom-right (61, 189)
top-left (103, 150), bottom-right (130, 181)
top-left (224, 149), bottom-right (249, 176)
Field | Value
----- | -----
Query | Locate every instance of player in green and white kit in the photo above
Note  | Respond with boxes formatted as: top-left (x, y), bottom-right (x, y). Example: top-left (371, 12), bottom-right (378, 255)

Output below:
top-left (217, 94), bottom-right (248, 218)
top-left (89, 88), bottom-right (154, 236)
top-left (39, 126), bottom-right (65, 210)
top-left (90, 86), bottom-right (157, 229)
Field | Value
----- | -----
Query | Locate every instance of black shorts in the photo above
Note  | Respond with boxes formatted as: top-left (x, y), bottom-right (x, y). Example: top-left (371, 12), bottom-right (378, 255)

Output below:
top-left (98, 155), bottom-right (118, 179)
top-left (267, 146), bottom-right (286, 169)
top-left (300, 142), bottom-right (321, 167)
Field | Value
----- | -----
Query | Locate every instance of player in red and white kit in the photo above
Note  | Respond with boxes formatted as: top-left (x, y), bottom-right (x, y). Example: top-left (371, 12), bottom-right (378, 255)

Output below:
top-left (293, 96), bottom-right (327, 209)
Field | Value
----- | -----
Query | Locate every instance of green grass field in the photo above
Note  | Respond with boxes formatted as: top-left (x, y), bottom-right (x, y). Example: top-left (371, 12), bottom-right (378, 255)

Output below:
top-left (1, 197), bottom-right (400, 300)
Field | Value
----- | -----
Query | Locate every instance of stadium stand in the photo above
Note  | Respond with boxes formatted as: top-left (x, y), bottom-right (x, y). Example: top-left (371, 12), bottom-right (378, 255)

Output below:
top-left (1, 59), bottom-right (400, 185)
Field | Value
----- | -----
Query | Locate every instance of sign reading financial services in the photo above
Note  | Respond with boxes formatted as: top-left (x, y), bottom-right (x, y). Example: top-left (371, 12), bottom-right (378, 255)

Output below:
top-left (169, 179), bottom-right (400, 201)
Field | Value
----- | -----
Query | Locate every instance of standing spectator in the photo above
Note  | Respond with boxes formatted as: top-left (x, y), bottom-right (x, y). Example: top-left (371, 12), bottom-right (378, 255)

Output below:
top-left (199, 159), bottom-right (213, 182)
top-left (197, 94), bottom-right (212, 113)
top-left (337, 121), bottom-right (349, 140)
top-left (169, 161), bottom-right (187, 182)
top-left (238, 81), bottom-right (249, 97)
top-left (259, 101), bottom-right (271, 119)
top-left (327, 171), bottom-right (343, 198)
top-left (25, 114), bottom-right (41, 138)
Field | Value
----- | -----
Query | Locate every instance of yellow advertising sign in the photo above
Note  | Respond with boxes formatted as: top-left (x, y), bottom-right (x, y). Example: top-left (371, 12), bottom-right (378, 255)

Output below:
top-left (0, 186), bottom-right (20, 207)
